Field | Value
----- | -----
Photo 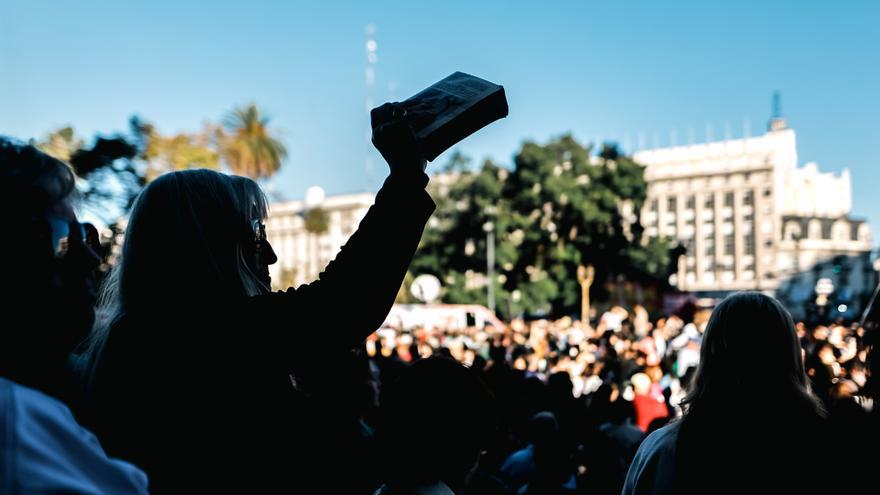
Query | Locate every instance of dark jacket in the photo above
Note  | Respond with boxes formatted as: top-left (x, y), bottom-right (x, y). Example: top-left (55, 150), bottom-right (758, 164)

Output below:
top-left (85, 174), bottom-right (435, 493)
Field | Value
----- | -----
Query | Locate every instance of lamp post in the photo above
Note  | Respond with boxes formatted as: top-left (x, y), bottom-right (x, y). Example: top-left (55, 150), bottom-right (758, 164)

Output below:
top-left (483, 221), bottom-right (495, 314)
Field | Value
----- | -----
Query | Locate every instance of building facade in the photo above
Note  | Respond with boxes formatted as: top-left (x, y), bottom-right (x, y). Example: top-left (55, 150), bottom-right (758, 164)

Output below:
top-left (634, 116), bottom-right (875, 320)
top-left (264, 192), bottom-right (374, 288)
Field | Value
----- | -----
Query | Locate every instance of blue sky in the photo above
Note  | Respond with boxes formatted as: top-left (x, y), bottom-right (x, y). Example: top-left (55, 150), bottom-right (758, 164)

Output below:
top-left (2, 0), bottom-right (878, 238)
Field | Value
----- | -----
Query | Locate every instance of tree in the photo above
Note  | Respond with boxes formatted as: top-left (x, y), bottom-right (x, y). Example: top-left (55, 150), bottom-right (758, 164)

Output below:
top-left (37, 126), bottom-right (83, 162)
top-left (412, 156), bottom-right (526, 316)
top-left (411, 136), bottom-right (671, 318)
top-left (37, 124), bottom-right (141, 226)
top-left (219, 104), bottom-right (287, 180)
top-left (136, 119), bottom-right (219, 180)
top-left (303, 207), bottom-right (330, 235)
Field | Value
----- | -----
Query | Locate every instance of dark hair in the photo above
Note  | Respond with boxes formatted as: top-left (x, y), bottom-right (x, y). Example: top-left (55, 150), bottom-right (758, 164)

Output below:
top-left (679, 292), bottom-right (822, 415)
top-left (0, 137), bottom-right (81, 398)
top-left (674, 292), bottom-right (826, 492)
top-left (0, 137), bottom-right (76, 214)
top-left (79, 169), bottom-right (270, 385)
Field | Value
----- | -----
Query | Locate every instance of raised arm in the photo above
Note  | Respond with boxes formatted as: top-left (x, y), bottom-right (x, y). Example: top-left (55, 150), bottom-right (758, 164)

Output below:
top-left (246, 103), bottom-right (435, 353)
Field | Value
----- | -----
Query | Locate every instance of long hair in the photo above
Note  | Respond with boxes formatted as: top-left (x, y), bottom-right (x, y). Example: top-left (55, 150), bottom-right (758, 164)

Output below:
top-left (79, 169), bottom-right (269, 384)
top-left (673, 292), bottom-right (825, 491)
top-left (678, 292), bottom-right (822, 415)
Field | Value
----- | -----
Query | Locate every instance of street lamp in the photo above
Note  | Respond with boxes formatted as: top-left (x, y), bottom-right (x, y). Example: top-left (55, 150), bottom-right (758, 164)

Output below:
top-left (483, 221), bottom-right (495, 314)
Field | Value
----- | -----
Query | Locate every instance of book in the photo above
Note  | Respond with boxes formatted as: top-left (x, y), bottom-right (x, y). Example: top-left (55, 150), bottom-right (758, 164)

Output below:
top-left (402, 72), bottom-right (508, 162)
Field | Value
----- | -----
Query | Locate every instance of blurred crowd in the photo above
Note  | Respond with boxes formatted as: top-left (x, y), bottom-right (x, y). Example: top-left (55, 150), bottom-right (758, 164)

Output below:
top-left (354, 304), bottom-right (875, 494)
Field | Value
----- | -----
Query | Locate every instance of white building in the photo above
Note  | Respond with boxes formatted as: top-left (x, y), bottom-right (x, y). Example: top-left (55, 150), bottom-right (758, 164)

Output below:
top-left (265, 192), bottom-right (374, 288)
top-left (634, 115), bottom-right (875, 319)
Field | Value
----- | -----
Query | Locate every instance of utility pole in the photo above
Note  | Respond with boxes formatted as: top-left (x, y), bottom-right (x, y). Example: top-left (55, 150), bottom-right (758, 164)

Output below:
top-left (484, 221), bottom-right (495, 314)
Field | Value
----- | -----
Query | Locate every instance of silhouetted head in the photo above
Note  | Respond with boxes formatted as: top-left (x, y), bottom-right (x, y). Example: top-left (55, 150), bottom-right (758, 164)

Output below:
top-left (80, 169), bottom-right (276, 372)
top-left (120, 169), bottom-right (274, 306)
top-left (526, 411), bottom-right (559, 446)
top-left (548, 371), bottom-right (574, 400)
top-left (680, 292), bottom-right (821, 416)
top-left (380, 357), bottom-right (494, 490)
top-left (674, 294), bottom-right (828, 495)
top-left (0, 137), bottom-right (100, 395)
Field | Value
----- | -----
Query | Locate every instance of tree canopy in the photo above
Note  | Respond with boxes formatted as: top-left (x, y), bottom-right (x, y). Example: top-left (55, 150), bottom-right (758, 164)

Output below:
top-left (410, 135), bottom-right (672, 318)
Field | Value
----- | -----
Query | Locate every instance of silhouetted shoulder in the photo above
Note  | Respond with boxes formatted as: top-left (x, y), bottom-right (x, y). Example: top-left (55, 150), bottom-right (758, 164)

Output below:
top-left (622, 421), bottom-right (680, 495)
top-left (0, 377), bottom-right (148, 494)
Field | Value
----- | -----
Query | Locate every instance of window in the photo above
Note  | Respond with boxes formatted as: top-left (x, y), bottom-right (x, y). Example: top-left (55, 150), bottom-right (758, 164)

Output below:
top-left (667, 197), bottom-right (677, 213)
top-left (724, 235), bottom-right (735, 255)
top-left (724, 192), bottom-right (734, 208)
top-left (705, 240), bottom-right (716, 257)
top-left (743, 190), bottom-right (754, 206)
top-left (744, 234), bottom-right (755, 255)
top-left (705, 195), bottom-right (715, 209)
top-left (686, 195), bottom-right (695, 210)
top-left (649, 199), bottom-right (658, 212)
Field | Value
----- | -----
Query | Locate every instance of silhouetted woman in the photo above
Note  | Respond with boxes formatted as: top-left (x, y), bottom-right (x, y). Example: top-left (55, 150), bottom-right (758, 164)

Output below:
top-left (79, 105), bottom-right (435, 492)
top-left (622, 292), bottom-right (830, 494)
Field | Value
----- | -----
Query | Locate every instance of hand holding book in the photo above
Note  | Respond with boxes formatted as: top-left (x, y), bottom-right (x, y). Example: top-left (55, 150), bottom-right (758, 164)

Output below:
top-left (371, 103), bottom-right (427, 178)
top-left (371, 72), bottom-right (508, 175)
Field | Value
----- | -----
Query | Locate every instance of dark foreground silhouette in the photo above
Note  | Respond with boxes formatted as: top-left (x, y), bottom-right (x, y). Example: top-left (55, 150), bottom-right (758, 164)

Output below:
top-left (78, 103), bottom-right (436, 492)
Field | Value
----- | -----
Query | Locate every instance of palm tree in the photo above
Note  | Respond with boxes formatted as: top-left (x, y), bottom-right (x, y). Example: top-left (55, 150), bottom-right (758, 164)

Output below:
top-left (220, 104), bottom-right (287, 180)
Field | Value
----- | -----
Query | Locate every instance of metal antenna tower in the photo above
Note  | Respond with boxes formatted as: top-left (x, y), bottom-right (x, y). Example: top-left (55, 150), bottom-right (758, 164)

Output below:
top-left (365, 23), bottom-right (378, 186)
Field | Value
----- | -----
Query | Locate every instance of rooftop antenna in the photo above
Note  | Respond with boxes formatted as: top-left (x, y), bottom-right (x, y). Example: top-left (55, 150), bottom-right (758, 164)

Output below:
top-left (769, 90), bottom-right (787, 131)
top-left (365, 23), bottom-right (378, 186)
top-left (772, 91), bottom-right (782, 119)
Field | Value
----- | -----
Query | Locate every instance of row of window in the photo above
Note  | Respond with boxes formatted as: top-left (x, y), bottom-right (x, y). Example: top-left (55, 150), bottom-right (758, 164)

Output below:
top-left (649, 189), bottom-right (767, 213)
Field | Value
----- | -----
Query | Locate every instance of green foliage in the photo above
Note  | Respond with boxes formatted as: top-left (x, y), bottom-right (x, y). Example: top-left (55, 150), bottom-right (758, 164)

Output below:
top-left (219, 104), bottom-right (288, 180)
top-left (303, 207), bottom-right (330, 234)
top-left (412, 135), bottom-right (670, 318)
top-left (137, 120), bottom-right (219, 180)
top-left (37, 126), bottom-right (83, 162)
top-left (37, 124), bottom-right (141, 225)
top-left (33, 102), bottom-right (286, 224)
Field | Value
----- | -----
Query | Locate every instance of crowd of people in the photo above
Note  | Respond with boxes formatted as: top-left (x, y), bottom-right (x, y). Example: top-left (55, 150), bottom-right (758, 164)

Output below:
top-left (357, 300), bottom-right (877, 494)
top-left (1, 98), bottom-right (877, 494)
